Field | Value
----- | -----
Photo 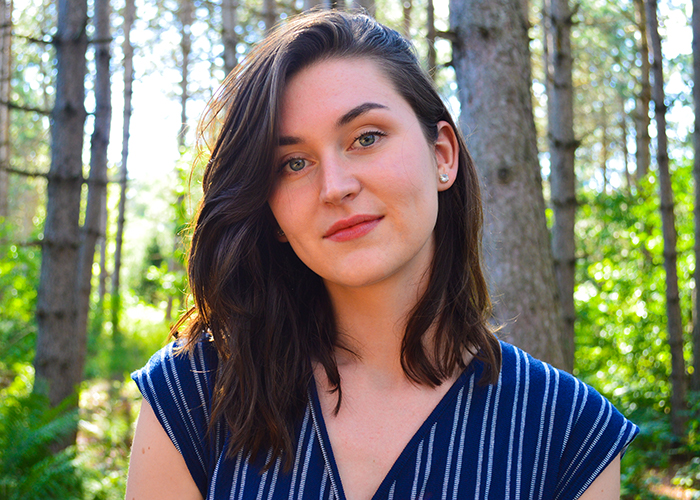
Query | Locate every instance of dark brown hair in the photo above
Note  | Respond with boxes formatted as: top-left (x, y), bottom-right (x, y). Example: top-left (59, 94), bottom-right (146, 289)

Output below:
top-left (174, 9), bottom-right (501, 470)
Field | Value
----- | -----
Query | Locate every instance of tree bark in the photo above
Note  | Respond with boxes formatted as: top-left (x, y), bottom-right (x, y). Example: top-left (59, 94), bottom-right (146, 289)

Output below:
top-left (620, 93), bottom-right (632, 195)
top-left (427, 0), bottom-right (436, 75)
top-left (112, 0), bottom-right (135, 340)
top-left (221, 0), bottom-right (238, 76)
top-left (450, 0), bottom-right (566, 369)
top-left (693, 0), bottom-right (700, 396)
top-left (76, 0), bottom-right (111, 363)
top-left (600, 102), bottom-right (608, 193)
top-left (544, 0), bottom-right (576, 371)
top-left (264, 0), bottom-right (276, 31)
top-left (34, 0), bottom-right (88, 408)
top-left (402, 0), bottom-right (412, 38)
top-left (646, 0), bottom-right (687, 439)
top-left (634, 0), bottom-right (651, 180)
top-left (166, 0), bottom-right (194, 322)
top-left (0, 0), bottom-right (11, 219)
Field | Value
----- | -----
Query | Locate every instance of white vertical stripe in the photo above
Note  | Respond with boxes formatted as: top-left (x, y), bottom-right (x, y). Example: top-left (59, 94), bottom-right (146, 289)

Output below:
top-left (297, 426), bottom-right (316, 500)
top-left (451, 375), bottom-right (475, 500)
top-left (410, 440), bottom-right (425, 500)
top-left (228, 450), bottom-right (243, 500)
top-left (190, 347), bottom-right (210, 424)
top-left (555, 400), bottom-right (611, 494)
top-left (309, 397), bottom-right (341, 499)
top-left (528, 363), bottom-right (551, 500)
top-left (474, 384), bottom-right (494, 499)
top-left (209, 453), bottom-right (222, 499)
top-left (504, 347), bottom-right (522, 500)
top-left (388, 481), bottom-right (396, 500)
top-left (537, 369), bottom-right (560, 500)
top-left (419, 424), bottom-right (437, 500)
top-left (266, 456), bottom-right (282, 500)
top-left (255, 450), bottom-right (274, 500)
top-left (165, 350), bottom-right (206, 471)
top-left (288, 405), bottom-right (311, 500)
top-left (441, 386), bottom-right (464, 500)
top-left (236, 456), bottom-right (250, 500)
top-left (484, 369), bottom-right (503, 500)
top-left (318, 466), bottom-right (329, 500)
top-left (515, 352), bottom-right (532, 500)
top-left (561, 377), bottom-right (581, 455)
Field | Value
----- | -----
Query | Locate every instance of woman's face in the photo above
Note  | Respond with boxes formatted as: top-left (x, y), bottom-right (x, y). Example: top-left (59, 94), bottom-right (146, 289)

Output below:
top-left (268, 57), bottom-right (458, 293)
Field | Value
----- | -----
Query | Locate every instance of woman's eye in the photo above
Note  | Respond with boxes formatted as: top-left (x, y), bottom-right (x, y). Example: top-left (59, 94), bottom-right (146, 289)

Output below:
top-left (285, 158), bottom-right (307, 172)
top-left (358, 133), bottom-right (376, 147)
top-left (354, 131), bottom-right (384, 148)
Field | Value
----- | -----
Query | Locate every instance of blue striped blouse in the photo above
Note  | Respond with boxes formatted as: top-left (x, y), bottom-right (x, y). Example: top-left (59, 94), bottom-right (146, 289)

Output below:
top-left (132, 340), bottom-right (638, 500)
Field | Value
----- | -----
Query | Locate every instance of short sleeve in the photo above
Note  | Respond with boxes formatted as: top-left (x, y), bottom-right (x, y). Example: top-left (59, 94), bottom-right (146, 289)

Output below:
top-left (553, 380), bottom-right (639, 500)
top-left (131, 340), bottom-right (219, 497)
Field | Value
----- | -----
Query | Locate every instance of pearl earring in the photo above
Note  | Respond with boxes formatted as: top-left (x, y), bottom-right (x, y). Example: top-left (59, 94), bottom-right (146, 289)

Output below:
top-left (439, 173), bottom-right (450, 183)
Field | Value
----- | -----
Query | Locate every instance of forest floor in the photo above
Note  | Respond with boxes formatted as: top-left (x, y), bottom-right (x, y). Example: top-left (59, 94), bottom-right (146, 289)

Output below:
top-left (645, 468), bottom-right (699, 500)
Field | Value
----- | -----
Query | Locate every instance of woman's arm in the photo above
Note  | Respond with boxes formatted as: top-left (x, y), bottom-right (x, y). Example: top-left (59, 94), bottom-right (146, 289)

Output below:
top-left (125, 400), bottom-right (204, 500)
top-left (578, 454), bottom-right (621, 500)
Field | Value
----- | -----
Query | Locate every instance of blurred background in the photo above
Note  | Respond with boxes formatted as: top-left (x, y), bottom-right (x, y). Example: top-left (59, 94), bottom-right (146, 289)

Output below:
top-left (0, 0), bottom-right (697, 497)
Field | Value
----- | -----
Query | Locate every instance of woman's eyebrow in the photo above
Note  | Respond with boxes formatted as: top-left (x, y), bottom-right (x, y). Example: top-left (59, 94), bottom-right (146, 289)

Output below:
top-left (336, 102), bottom-right (388, 127)
top-left (278, 102), bottom-right (389, 146)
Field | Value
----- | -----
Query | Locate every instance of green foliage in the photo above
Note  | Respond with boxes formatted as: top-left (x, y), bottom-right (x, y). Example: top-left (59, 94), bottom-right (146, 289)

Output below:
top-left (575, 161), bottom-right (699, 497)
top-left (0, 365), bottom-right (84, 500)
top-left (0, 221), bottom-right (41, 368)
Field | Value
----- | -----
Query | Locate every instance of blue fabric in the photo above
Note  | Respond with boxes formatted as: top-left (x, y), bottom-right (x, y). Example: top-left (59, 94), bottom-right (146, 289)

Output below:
top-left (132, 340), bottom-right (638, 500)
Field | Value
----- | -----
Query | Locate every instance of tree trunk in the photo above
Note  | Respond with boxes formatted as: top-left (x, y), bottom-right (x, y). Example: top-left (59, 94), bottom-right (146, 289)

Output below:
top-left (264, 0), bottom-right (276, 30)
top-left (34, 0), bottom-right (88, 409)
top-left (97, 201), bottom-right (108, 311)
top-left (544, 0), bottom-right (576, 371)
top-left (600, 103), bottom-right (608, 194)
top-left (634, 0), bottom-right (651, 180)
top-left (620, 93), bottom-right (632, 195)
top-left (427, 0), bottom-right (436, 75)
top-left (402, 0), bottom-right (412, 38)
top-left (166, 0), bottom-right (194, 323)
top-left (0, 0), bottom-right (11, 219)
top-left (693, 0), bottom-right (700, 395)
top-left (450, 0), bottom-right (566, 369)
top-left (646, 0), bottom-right (687, 439)
top-left (112, 0), bottom-right (135, 341)
top-left (76, 0), bottom-right (111, 362)
top-left (221, 0), bottom-right (238, 76)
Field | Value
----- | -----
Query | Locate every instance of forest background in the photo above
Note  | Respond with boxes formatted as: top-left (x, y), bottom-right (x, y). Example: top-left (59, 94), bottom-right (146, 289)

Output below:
top-left (0, 0), bottom-right (697, 498)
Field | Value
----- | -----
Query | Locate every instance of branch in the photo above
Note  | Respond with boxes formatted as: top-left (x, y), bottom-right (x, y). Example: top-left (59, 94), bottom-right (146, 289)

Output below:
top-left (0, 238), bottom-right (42, 247)
top-left (436, 30), bottom-right (458, 43)
top-left (0, 99), bottom-right (51, 115)
top-left (14, 32), bottom-right (53, 45)
top-left (5, 166), bottom-right (48, 178)
top-left (6, 166), bottom-right (121, 185)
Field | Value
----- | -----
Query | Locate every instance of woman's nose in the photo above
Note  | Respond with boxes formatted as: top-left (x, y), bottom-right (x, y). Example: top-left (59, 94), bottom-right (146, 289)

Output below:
top-left (318, 155), bottom-right (361, 205)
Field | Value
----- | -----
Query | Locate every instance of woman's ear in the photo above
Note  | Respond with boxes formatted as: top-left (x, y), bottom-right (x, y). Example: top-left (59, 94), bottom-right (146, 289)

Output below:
top-left (434, 121), bottom-right (459, 191)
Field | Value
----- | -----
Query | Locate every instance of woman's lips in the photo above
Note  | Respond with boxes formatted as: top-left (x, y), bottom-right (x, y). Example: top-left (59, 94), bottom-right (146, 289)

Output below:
top-left (324, 215), bottom-right (383, 242)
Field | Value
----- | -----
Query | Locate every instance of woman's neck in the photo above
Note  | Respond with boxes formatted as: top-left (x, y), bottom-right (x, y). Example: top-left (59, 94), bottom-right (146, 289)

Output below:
top-left (324, 274), bottom-right (428, 378)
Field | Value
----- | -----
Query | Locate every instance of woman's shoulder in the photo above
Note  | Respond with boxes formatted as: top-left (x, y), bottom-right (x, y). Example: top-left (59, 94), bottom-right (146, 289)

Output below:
top-left (498, 340), bottom-right (590, 393)
top-left (132, 337), bottom-right (219, 409)
top-left (495, 340), bottom-right (638, 496)
top-left (130, 336), bottom-right (222, 496)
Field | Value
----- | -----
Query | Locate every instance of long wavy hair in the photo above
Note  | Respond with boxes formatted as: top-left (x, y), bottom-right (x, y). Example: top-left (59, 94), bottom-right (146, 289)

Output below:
top-left (174, 9), bottom-right (501, 470)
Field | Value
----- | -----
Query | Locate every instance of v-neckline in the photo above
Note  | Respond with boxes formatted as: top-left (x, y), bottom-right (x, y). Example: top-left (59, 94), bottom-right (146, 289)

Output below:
top-left (307, 362), bottom-right (479, 500)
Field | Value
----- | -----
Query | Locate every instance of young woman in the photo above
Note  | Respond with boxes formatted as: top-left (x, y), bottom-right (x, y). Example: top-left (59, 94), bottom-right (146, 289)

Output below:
top-left (126, 10), bottom-right (637, 500)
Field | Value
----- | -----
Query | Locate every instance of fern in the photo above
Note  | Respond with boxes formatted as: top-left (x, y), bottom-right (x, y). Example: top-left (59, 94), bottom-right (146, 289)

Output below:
top-left (0, 373), bottom-right (84, 500)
